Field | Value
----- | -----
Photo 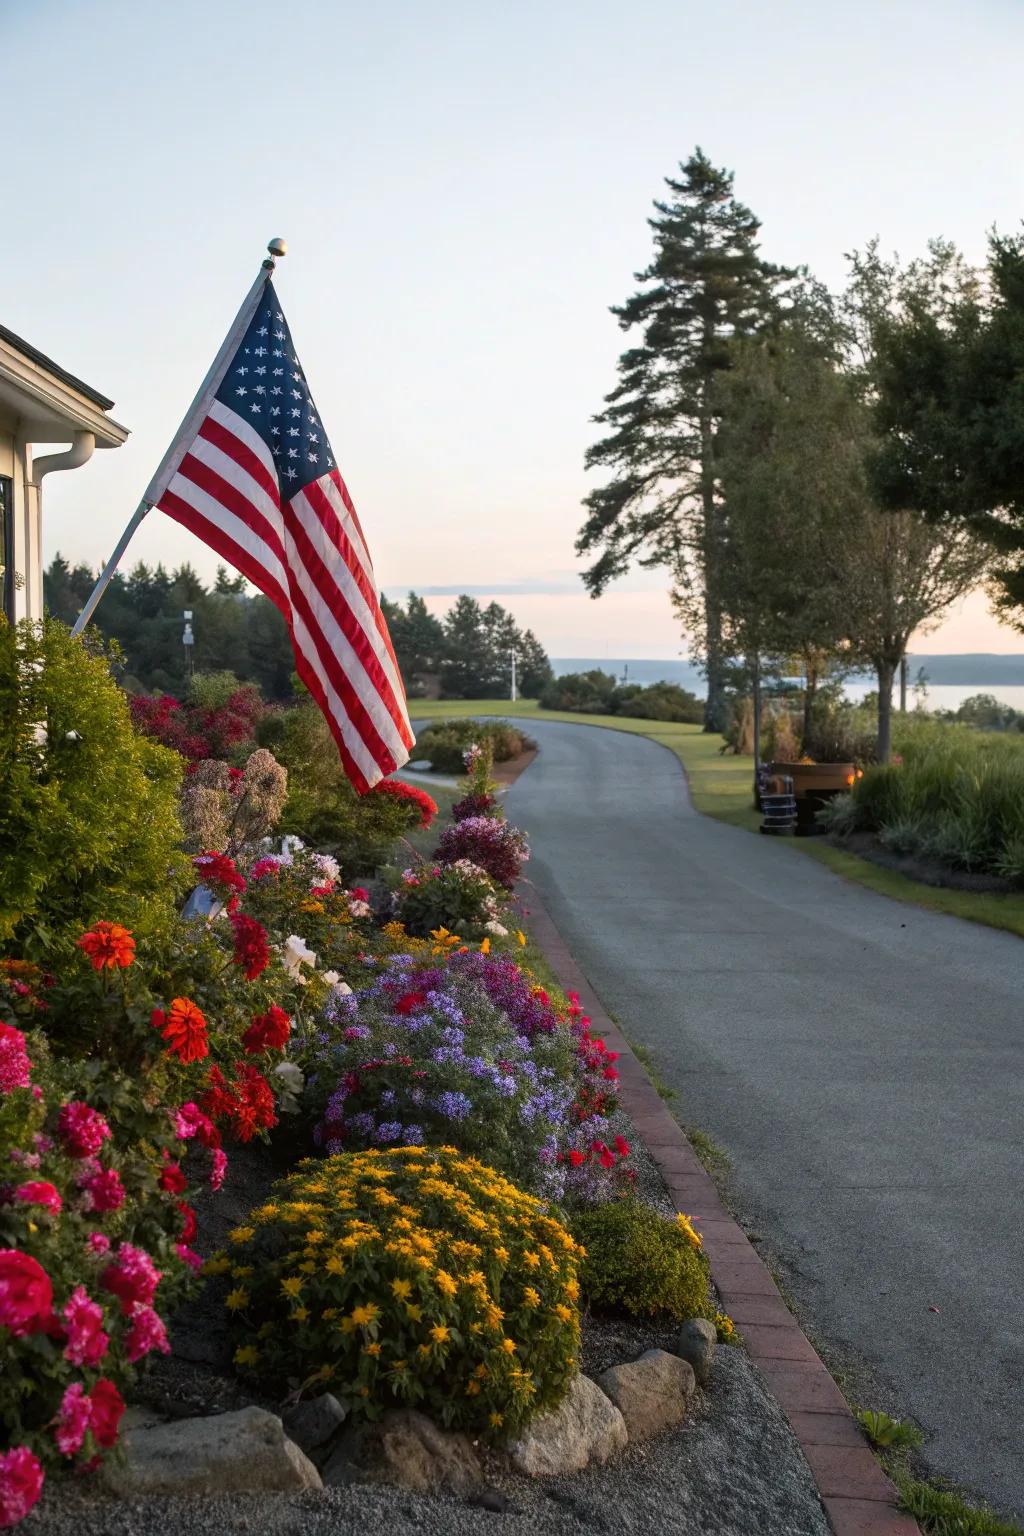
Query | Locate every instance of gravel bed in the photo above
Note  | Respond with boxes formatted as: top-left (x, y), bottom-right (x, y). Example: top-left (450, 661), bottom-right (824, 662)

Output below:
top-left (27, 1113), bottom-right (832, 1536)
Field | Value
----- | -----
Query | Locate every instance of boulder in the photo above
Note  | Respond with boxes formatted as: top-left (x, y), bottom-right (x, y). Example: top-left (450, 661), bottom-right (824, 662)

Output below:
top-left (677, 1317), bottom-right (718, 1387)
top-left (598, 1349), bottom-right (696, 1441)
top-left (509, 1375), bottom-right (627, 1477)
top-left (322, 1409), bottom-right (482, 1495)
top-left (104, 1406), bottom-right (321, 1495)
top-left (283, 1393), bottom-right (347, 1454)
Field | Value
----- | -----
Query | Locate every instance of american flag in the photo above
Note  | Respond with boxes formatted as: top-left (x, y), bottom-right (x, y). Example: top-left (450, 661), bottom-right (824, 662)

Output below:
top-left (156, 279), bottom-right (413, 791)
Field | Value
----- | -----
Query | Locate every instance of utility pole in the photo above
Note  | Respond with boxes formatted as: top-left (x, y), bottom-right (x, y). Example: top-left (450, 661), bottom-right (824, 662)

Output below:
top-left (510, 649), bottom-right (518, 703)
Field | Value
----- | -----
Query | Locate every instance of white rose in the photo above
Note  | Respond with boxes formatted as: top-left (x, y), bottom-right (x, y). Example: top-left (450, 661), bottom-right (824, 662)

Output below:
top-left (281, 934), bottom-right (317, 982)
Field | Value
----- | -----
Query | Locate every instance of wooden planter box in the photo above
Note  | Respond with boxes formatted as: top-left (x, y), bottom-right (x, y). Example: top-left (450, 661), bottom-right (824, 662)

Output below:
top-left (768, 762), bottom-right (856, 837)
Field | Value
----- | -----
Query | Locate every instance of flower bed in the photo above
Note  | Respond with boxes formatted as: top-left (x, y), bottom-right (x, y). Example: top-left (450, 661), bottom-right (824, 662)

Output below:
top-left (0, 643), bottom-right (727, 1527)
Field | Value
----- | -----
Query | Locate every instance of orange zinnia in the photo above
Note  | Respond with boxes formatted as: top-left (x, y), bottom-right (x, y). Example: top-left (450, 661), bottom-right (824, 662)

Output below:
top-left (160, 998), bottom-right (209, 1063)
top-left (77, 921), bottom-right (136, 972)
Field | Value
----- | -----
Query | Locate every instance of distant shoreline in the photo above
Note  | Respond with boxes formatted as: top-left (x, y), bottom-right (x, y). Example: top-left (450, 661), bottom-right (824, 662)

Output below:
top-left (552, 655), bottom-right (1024, 689)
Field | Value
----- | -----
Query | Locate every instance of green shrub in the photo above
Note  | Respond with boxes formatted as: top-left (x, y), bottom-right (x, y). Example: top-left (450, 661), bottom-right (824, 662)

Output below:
top-left (0, 619), bottom-right (188, 955)
top-left (856, 1408), bottom-right (923, 1450)
top-left (217, 1145), bottom-right (582, 1435)
top-left (415, 720), bottom-right (527, 775)
top-left (540, 670), bottom-right (618, 714)
top-left (391, 861), bottom-right (504, 938)
top-left (615, 682), bottom-right (703, 723)
top-left (571, 1199), bottom-right (714, 1324)
top-left (267, 703), bottom-right (413, 874)
top-left (815, 792), bottom-right (861, 837)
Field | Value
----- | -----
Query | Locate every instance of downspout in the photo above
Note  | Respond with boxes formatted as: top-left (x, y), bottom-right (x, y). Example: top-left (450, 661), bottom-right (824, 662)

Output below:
top-left (32, 430), bottom-right (96, 483)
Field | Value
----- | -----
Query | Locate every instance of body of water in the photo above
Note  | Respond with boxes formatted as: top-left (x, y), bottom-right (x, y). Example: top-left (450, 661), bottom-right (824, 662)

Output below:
top-left (551, 658), bottom-right (1024, 715)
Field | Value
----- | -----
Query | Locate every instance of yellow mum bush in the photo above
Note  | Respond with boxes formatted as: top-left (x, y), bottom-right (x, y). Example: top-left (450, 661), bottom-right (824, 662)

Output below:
top-left (215, 1144), bottom-right (582, 1436)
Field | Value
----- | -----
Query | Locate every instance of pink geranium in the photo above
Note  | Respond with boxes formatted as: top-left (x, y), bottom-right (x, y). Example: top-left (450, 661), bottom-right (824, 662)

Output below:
top-left (208, 1147), bottom-right (228, 1191)
top-left (0, 1024), bottom-right (32, 1094)
top-left (88, 1379), bottom-right (124, 1449)
top-left (80, 1167), bottom-right (126, 1214)
top-left (57, 1102), bottom-right (111, 1159)
top-left (62, 1286), bottom-right (109, 1367)
top-left (0, 1446), bottom-right (44, 1529)
top-left (125, 1303), bottom-right (170, 1363)
top-left (54, 1383), bottom-right (92, 1457)
top-left (100, 1242), bottom-right (161, 1314)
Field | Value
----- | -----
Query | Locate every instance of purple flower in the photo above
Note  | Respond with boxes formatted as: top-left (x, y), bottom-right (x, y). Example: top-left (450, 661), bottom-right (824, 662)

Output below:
top-left (376, 1121), bottom-right (403, 1143)
top-left (402, 1124), bottom-right (424, 1145)
top-left (434, 1090), bottom-right (472, 1121)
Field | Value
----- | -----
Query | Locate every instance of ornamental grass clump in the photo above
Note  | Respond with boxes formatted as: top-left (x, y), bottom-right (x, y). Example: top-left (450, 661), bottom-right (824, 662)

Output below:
top-left (217, 1145), bottom-right (582, 1436)
top-left (434, 817), bottom-right (529, 890)
top-left (571, 1199), bottom-right (716, 1325)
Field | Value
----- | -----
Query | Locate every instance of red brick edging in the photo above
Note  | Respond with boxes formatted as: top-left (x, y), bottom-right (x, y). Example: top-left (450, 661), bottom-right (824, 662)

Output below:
top-left (519, 882), bottom-right (921, 1536)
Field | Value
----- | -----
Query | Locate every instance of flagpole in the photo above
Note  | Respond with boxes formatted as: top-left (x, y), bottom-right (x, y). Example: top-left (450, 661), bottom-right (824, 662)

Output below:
top-left (71, 238), bottom-right (287, 637)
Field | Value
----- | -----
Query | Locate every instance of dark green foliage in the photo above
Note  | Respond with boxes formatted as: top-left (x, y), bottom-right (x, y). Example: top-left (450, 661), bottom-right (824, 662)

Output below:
top-left (46, 556), bottom-right (293, 699)
top-left (415, 720), bottom-right (530, 775)
top-left (869, 232), bottom-right (1024, 620)
top-left (434, 595), bottom-right (551, 699)
top-left (571, 1199), bottom-right (713, 1323)
top-left (577, 148), bottom-right (794, 731)
top-left (0, 619), bottom-right (188, 955)
top-left (540, 671), bottom-right (703, 723)
top-left (267, 703), bottom-right (413, 875)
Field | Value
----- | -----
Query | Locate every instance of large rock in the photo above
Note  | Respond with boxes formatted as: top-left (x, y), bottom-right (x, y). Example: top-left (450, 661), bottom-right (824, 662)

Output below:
top-left (677, 1317), bottom-right (718, 1387)
top-left (509, 1375), bottom-right (627, 1476)
top-left (105, 1406), bottom-right (322, 1495)
top-left (598, 1349), bottom-right (696, 1441)
top-left (323, 1409), bottom-right (482, 1495)
top-left (283, 1393), bottom-right (347, 1455)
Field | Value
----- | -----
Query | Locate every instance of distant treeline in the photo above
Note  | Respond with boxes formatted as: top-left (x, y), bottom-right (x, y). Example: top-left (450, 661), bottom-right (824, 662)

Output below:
top-left (43, 557), bottom-right (551, 702)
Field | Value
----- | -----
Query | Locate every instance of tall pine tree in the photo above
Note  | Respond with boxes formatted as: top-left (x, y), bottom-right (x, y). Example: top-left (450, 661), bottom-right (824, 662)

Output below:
top-left (577, 149), bottom-right (791, 729)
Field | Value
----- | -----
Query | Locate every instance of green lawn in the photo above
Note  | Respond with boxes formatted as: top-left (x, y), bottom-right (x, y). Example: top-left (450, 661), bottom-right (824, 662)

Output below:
top-left (408, 698), bottom-right (1024, 940)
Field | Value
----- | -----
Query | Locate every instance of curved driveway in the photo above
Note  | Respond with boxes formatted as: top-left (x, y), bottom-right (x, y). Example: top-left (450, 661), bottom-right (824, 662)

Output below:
top-left (503, 720), bottom-right (1024, 1518)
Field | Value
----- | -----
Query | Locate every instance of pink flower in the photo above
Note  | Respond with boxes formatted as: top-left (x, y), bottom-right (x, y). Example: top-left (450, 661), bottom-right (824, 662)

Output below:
top-left (175, 1243), bottom-right (203, 1272)
top-left (0, 1024), bottom-right (32, 1094)
top-left (81, 1167), bottom-right (126, 1214)
top-left (173, 1102), bottom-right (220, 1149)
top-left (0, 1446), bottom-right (44, 1529)
top-left (62, 1286), bottom-right (109, 1367)
top-left (88, 1379), bottom-right (124, 1449)
top-left (100, 1242), bottom-right (161, 1315)
top-left (86, 1232), bottom-right (111, 1256)
top-left (125, 1303), bottom-right (170, 1363)
top-left (13, 1181), bottom-right (61, 1214)
top-left (57, 1102), bottom-right (111, 1159)
top-left (54, 1383), bottom-right (92, 1457)
top-left (0, 1250), bottom-right (54, 1337)
top-left (208, 1147), bottom-right (228, 1191)
top-left (248, 856), bottom-right (281, 882)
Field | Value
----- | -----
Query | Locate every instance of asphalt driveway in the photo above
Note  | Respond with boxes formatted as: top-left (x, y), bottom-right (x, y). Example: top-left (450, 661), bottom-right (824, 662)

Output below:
top-left (502, 720), bottom-right (1024, 1519)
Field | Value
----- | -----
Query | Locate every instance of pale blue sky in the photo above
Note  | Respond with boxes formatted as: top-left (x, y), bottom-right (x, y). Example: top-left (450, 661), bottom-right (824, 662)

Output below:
top-left (5, 0), bottom-right (1024, 656)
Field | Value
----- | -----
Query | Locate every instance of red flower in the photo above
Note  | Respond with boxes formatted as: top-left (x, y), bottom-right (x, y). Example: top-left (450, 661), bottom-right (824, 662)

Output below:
top-left (158, 1160), bottom-right (187, 1195)
top-left (242, 1005), bottom-right (291, 1055)
top-left (0, 1250), bottom-right (54, 1337)
top-left (568, 1149), bottom-right (587, 1168)
top-left (177, 1202), bottom-right (197, 1243)
top-left (349, 887), bottom-right (369, 903)
top-left (201, 1064), bottom-right (277, 1144)
top-left (89, 1379), bottom-right (125, 1449)
top-left (614, 1135), bottom-right (631, 1158)
top-left (0, 1446), bottom-right (44, 1528)
top-left (13, 1181), bottom-right (61, 1214)
top-left (394, 990), bottom-right (427, 1016)
top-left (230, 913), bottom-right (270, 981)
top-left (157, 998), bottom-right (209, 1063)
top-left (76, 921), bottom-right (136, 972)
top-left (371, 779), bottom-right (438, 828)
top-left (192, 851), bottom-right (246, 897)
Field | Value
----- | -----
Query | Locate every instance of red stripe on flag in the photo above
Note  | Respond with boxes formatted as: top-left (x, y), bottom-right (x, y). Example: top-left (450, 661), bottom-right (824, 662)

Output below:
top-left (288, 481), bottom-right (411, 744)
top-left (160, 489), bottom-right (290, 616)
top-left (176, 453), bottom-right (288, 572)
top-left (197, 416), bottom-right (281, 506)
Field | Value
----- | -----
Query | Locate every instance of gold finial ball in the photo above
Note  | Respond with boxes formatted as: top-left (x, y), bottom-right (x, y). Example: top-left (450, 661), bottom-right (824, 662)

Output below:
top-left (267, 237), bottom-right (288, 259)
